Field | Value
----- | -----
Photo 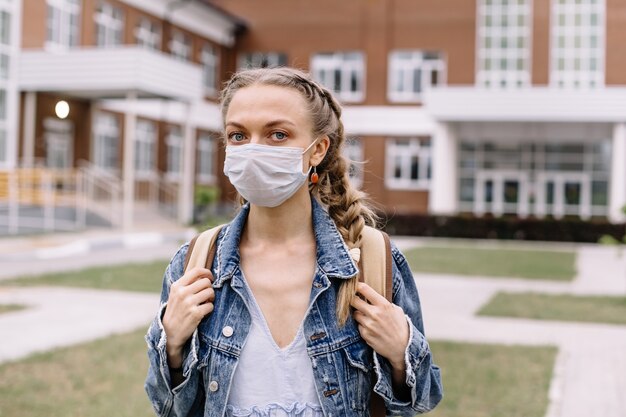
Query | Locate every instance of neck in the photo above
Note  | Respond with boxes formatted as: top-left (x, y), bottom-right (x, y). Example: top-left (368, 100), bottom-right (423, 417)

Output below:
top-left (243, 186), bottom-right (314, 245)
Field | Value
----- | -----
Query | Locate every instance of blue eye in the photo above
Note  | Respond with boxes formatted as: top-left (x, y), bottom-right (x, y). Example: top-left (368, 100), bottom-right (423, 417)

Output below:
top-left (229, 132), bottom-right (245, 142)
top-left (272, 131), bottom-right (287, 141)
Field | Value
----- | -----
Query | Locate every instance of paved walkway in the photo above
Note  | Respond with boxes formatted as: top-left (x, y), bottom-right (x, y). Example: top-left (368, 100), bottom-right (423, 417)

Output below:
top-left (0, 232), bottom-right (625, 417)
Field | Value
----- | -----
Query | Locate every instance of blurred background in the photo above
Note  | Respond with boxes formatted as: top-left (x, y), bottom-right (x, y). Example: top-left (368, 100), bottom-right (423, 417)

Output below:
top-left (0, 0), bottom-right (625, 416)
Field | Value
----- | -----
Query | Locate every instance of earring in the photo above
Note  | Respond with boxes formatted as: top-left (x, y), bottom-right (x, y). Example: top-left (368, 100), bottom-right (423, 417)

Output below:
top-left (310, 166), bottom-right (319, 184)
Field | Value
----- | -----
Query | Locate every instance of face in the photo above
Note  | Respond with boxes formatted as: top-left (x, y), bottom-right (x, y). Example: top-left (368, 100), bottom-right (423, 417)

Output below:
top-left (224, 84), bottom-right (329, 168)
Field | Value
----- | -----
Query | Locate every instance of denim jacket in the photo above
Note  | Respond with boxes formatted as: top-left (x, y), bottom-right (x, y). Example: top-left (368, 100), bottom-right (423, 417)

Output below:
top-left (145, 198), bottom-right (443, 417)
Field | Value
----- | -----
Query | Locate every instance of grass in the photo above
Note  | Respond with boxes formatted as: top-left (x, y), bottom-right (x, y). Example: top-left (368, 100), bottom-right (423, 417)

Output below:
top-left (478, 291), bottom-right (626, 326)
top-left (428, 341), bottom-right (557, 417)
top-left (0, 328), bottom-right (154, 417)
top-left (0, 261), bottom-right (168, 293)
top-left (0, 304), bottom-right (27, 315)
top-left (404, 246), bottom-right (576, 281)
top-left (0, 330), bottom-right (557, 417)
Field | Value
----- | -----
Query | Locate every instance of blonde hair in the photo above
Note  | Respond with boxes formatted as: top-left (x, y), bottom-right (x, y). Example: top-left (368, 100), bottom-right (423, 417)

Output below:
top-left (220, 67), bottom-right (378, 325)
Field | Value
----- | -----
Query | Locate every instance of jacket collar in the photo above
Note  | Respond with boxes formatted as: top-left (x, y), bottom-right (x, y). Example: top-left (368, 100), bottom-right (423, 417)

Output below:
top-left (213, 196), bottom-right (359, 287)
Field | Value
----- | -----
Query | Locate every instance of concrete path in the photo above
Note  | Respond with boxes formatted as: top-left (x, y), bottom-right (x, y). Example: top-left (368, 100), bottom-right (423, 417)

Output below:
top-left (0, 233), bottom-right (625, 417)
top-left (0, 286), bottom-right (158, 363)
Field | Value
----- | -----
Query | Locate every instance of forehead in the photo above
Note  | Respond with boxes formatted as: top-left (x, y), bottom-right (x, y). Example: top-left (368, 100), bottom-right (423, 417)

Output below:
top-left (225, 84), bottom-right (312, 128)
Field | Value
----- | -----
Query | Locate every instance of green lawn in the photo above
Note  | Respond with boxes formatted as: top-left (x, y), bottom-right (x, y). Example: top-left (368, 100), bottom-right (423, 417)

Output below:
top-left (404, 246), bottom-right (576, 281)
top-left (0, 261), bottom-right (168, 293)
top-left (0, 328), bottom-right (154, 417)
top-left (478, 291), bottom-right (626, 326)
top-left (0, 329), bottom-right (557, 417)
top-left (429, 342), bottom-right (557, 417)
top-left (0, 304), bottom-right (26, 315)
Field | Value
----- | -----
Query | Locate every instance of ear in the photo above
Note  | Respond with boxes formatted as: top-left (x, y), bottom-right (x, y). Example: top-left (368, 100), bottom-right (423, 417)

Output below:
top-left (310, 135), bottom-right (330, 167)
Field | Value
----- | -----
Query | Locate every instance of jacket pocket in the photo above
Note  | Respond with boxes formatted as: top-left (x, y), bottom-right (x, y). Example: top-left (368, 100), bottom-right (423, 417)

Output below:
top-left (341, 341), bottom-right (373, 411)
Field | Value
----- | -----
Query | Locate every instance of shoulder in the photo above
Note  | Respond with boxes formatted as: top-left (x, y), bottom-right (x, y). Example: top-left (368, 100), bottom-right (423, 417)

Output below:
top-left (164, 242), bottom-right (191, 285)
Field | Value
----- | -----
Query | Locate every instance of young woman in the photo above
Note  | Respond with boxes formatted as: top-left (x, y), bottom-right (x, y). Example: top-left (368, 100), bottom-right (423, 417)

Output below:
top-left (145, 67), bottom-right (443, 417)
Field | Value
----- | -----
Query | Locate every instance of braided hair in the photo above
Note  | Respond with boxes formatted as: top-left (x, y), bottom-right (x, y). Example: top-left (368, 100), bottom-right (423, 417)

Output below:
top-left (220, 67), bottom-right (378, 325)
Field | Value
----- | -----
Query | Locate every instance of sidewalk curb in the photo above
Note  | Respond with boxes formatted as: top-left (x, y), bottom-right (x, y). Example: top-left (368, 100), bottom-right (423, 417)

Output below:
top-left (0, 228), bottom-right (197, 262)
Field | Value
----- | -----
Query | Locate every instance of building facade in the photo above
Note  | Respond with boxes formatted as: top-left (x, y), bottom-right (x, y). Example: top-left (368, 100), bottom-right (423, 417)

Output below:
top-left (1, 0), bottom-right (625, 232)
top-left (213, 0), bottom-right (626, 223)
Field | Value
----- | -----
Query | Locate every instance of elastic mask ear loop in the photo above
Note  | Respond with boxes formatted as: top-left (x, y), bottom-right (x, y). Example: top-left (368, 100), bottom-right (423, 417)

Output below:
top-left (303, 138), bottom-right (319, 183)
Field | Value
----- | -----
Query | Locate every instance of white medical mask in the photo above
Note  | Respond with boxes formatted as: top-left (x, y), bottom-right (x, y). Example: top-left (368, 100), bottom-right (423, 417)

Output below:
top-left (223, 141), bottom-right (318, 207)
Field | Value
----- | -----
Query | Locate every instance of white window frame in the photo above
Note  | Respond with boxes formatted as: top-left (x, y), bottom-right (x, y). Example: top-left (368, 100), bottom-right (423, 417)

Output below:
top-left (385, 138), bottom-right (432, 190)
top-left (550, 0), bottom-right (605, 89)
top-left (201, 44), bottom-right (219, 96)
top-left (169, 29), bottom-right (191, 61)
top-left (238, 52), bottom-right (287, 69)
top-left (166, 126), bottom-right (183, 182)
top-left (94, 1), bottom-right (124, 48)
top-left (476, 0), bottom-right (533, 88)
top-left (388, 50), bottom-right (446, 102)
top-left (134, 119), bottom-right (156, 180)
top-left (92, 112), bottom-right (119, 172)
top-left (343, 137), bottom-right (364, 189)
top-left (0, 9), bottom-right (9, 81)
top-left (311, 52), bottom-right (365, 103)
top-left (134, 17), bottom-right (161, 51)
top-left (196, 134), bottom-right (216, 184)
top-left (46, 0), bottom-right (81, 51)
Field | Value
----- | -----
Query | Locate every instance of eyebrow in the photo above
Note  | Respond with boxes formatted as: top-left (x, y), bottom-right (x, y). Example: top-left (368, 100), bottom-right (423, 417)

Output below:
top-left (225, 120), bottom-right (297, 129)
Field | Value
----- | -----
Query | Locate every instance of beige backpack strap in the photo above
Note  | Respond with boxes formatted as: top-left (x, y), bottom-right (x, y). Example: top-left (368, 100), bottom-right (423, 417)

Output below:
top-left (359, 226), bottom-right (394, 417)
top-left (359, 225), bottom-right (393, 302)
top-left (183, 225), bottom-right (225, 273)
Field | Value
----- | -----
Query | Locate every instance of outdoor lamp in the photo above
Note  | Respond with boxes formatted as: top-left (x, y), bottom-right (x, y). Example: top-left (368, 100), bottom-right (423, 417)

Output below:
top-left (55, 100), bottom-right (70, 119)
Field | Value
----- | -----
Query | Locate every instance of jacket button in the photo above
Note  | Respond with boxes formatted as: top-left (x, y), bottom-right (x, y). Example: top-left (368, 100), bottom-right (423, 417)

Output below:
top-left (222, 326), bottom-right (234, 337)
top-left (209, 380), bottom-right (219, 392)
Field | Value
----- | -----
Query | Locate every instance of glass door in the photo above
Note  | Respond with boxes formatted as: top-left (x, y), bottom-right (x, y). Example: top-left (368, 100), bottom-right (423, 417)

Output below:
top-left (475, 171), bottom-right (530, 217)
top-left (535, 172), bottom-right (591, 219)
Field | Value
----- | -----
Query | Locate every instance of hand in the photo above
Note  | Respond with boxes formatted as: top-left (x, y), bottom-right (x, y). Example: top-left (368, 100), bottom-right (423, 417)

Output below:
top-left (162, 267), bottom-right (215, 363)
top-left (351, 282), bottom-right (409, 370)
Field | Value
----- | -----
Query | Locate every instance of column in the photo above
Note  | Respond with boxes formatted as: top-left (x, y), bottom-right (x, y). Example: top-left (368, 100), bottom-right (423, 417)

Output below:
top-left (429, 121), bottom-right (458, 215)
top-left (178, 102), bottom-right (196, 224)
top-left (22, 92), bottom-right (36, 167)
top-left (609, 122), bottom-right (626, 223)
top-left (122, 92), bottom-right (137, 230)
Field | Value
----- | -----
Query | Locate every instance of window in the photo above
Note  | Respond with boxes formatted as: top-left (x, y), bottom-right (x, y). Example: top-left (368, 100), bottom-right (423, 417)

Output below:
top-left (0, 88), bottom-right (5, 120)
top-left (0, 10), bottom-right (9, 45)
top-left (46, 0), bottom-right (81, 49)
top-left (196, 134), bottom-right (215, 183)
top-left (169, 29), bottom-right (191, 61)
top-left (135, 17), bottom-right (161, 51)
top-left (93, 112), bottom-right (119, 171)
top-left (201, 44), bottom-right (219, 96)
top-left (239, 52), bottom-right (287, 69)
top-left (134, 119), bottom-right (156, 179)
top-left (166, 126), bottom-right (183, 181)
top-left (343, 137), bottom-right (364, 188)
top-left (388, 50), bottom-right (446, 102)
top-left (551, 0), bottom-right (605, 88)
top-left (386, 138), bottom-right (432, 190)
top-left (94, 1), bottom-right (124, 47)
top-left (44, 118), bottom-right (74, 169)
top-left (311, 52), bottom-right (365, 102)
top-left (477, 0), bottom-right (532, 88)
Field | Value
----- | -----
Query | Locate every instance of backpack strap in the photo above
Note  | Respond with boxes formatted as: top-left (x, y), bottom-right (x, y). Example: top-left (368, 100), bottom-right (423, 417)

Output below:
top-left (359, 225), bottom-right (393, 302)
top-left (183, 225), bottom-right (226, 273)
top-left (358, 225), bottom-right (393, 417)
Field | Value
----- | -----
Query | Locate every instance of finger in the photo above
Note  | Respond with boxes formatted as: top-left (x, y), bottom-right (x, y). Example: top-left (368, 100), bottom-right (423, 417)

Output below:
top-left (356, 282), bottom-right (388, 306)
top-left (187, 276), bottom-right (213, 294)
top-left (350, 294), bottom-right (374, 314)
top-left (196, 302), bottom-right (214, 317)
top-left (191, 287), bottom-right (215, 305)
top-left (178, 268), bottom-right (212, 286)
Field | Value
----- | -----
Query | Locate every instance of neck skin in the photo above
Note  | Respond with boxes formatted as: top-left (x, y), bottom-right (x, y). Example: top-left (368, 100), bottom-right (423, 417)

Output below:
top-left (242, 184), bottom-right (315, 245)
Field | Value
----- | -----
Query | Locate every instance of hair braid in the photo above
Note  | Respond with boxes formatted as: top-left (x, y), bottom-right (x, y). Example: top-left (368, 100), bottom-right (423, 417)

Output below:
top-left (220, 67), bottom-right (378, 326)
